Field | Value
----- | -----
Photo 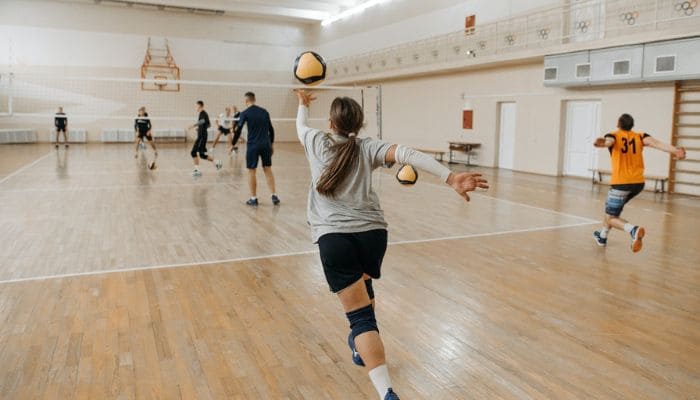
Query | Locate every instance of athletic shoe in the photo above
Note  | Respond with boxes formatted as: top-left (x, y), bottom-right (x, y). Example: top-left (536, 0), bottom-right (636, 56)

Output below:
top-left (192, 169), bottom-right (202, 177)
top-left (215, 160), bottom-right (223, 170)
top-left (593, 231), bottom-right (607, 247)
top-left (272, 194), bottom-right (281, 205)
top-left (630, 226), bottom-right (645, 253)
top-left (246, 198), bottom-right (259, 207)
top-left (347, 333), bottom-right (365, 367)
top-left (384, 388), bottom-right (400, 400)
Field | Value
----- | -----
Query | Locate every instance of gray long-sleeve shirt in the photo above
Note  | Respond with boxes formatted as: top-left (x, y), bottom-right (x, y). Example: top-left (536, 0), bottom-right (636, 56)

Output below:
top-left (296, 105), bottom-right (391, 243)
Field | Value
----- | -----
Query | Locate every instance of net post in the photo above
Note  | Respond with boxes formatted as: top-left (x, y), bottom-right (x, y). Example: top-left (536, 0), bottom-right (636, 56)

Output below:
top-left (8, 72), bottom-right (14, 116)
top-left (376, 85), bottom-right (383, 140)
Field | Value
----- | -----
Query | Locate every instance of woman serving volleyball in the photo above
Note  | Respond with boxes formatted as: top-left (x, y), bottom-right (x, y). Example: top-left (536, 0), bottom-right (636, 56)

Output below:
top-left (294, 89), bottom-right (488, 400)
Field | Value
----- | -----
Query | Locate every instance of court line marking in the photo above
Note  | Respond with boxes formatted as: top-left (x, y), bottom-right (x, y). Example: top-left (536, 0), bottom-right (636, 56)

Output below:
top-left (0, 151), bottom-right (52, 185)
top-left (398, 174), bottom-right (599, 224)
top-left (0, 221), bottom-right (597, 285)
top-left (472, 193), bottom-right (599, 223)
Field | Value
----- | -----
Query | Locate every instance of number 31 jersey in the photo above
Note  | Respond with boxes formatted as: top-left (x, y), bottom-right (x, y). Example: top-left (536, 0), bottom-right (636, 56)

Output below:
top-left (604, 130), bottom-right (650, 185)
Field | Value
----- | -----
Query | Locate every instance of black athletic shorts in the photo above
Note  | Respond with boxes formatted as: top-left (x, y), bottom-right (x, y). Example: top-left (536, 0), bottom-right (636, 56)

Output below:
top-left (318, 229), bottom-right (388, 293)
top-left (218, 126), bottom-right (231, 135)
top-left (138, 130), bottom-right (153, 141)
top-left (56, 126), bottom-right (66, 132)
top-left (246, 145), bottom-right (272, 169)
top-left (191, 131), bottom-right (208, 159)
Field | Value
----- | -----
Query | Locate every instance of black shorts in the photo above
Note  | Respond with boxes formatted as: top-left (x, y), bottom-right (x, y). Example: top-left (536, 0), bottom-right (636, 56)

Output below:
top-left (318, 229), bottom-right (388, 293)
top-left (56, 127), bottom-right (66, 132)
top-left (246, 145), bottom-right (272, 169)
top-left (218, 126), bottom-right (231, 135)
top-left (191, 131), bottom-right (208, 159)
top-left (138, 131), bottom-right (153, 141)
top-left (605, 183), bottom-right (645, 217)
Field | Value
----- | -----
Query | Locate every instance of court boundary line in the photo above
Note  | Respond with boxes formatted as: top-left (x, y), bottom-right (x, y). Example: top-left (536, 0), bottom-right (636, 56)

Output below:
top-left (399, 175), bottom-right (599, 224)
top-left (0, 221), bottom-right (597, 285)
top-left (0, 151), bottom-right (52, 185)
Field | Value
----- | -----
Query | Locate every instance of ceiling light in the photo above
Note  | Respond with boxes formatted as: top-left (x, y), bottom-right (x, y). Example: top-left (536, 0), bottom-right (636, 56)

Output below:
top-left (321, 0), bottom-right (391, 26)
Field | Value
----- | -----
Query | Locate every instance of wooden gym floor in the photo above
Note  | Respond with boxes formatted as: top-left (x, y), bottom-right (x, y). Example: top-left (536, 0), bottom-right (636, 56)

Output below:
top-left (0, 143), bottom-right (698, 399)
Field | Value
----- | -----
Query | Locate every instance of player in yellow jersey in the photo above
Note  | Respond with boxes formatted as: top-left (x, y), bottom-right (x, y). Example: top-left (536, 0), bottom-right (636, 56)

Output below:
top-left (593, 114), bottom-right (686, 252)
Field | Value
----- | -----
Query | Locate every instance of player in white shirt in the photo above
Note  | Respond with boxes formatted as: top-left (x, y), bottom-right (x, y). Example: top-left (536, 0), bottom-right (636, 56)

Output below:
top-left (212, 106), bottom-right (240, 154)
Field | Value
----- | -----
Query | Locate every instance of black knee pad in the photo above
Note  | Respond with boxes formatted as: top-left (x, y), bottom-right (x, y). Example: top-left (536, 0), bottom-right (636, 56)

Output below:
top-left (346, 304), bottom-right (378, 340)
top-left (365, 279), bottom-right (375, 300)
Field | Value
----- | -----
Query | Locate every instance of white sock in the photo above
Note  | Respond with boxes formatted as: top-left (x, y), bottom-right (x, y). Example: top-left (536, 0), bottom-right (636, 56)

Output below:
top-left (368, 364), bottom-right (392, 399)
top-left (250, 196), bottom-right (257, 200)
top-left (624, 223), bottom-right (634, 233)
top-left (600, 227), bottom-right (610, 239)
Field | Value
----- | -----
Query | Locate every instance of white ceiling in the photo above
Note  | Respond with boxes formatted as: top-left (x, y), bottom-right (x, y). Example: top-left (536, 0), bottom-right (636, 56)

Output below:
top-left (90, 0), bottom-right (365, 22)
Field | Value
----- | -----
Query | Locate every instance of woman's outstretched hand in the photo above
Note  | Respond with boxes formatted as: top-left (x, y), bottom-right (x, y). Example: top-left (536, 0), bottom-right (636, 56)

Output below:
top-left (446, 172), bottom-right (489, 202)
top-left (295, 89), bottom-right (317, 107)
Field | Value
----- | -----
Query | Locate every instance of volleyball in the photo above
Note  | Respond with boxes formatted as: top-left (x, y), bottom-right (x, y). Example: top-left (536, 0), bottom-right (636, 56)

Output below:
top-left (396, 164), bottom-right (418, 185)
top-left (294, 51), bottom-right (327, 86)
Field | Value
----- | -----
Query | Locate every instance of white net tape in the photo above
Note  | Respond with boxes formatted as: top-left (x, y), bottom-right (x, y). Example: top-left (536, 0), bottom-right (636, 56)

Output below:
top-left (0, 74), bottom-right (380, 138)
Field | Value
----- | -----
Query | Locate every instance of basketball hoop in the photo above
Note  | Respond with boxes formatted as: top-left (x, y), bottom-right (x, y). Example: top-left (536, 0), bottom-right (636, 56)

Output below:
top-left (154, 76), bottom-right (168, 90)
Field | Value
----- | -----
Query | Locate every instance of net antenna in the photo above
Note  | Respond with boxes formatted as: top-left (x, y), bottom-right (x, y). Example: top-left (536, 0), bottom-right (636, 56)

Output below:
top-left (141, 37), bottom-right (180, 92)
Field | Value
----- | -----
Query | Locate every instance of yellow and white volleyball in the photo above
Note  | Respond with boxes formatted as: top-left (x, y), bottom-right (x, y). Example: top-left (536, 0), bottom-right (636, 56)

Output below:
top-left (396, 165), bottom-right (418, 185)
top-left (294, 51), bottom-right (327, 86)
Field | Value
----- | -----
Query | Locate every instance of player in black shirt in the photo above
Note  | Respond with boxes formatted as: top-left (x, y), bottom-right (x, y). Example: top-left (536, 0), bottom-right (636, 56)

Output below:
top-left (54, 106), bottom-right (68, 149)
top-left (187, 100), bottom-right (222, 176)
top-left (134, 107), bottom-right (157, 158)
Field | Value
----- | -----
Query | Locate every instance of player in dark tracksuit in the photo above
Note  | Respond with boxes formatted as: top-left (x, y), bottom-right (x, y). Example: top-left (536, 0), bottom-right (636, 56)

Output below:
top-left (54, 106), bottom-right (68, 148)
top-left (233, 92), bottom-right (279, 206)
top-left (134, 106), bottom-right (157, 158)
top-left (188, 100), bottom-right (222, 176)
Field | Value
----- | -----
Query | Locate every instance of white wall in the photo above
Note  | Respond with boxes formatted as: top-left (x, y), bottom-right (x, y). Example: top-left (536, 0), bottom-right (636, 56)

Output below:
top-left (0, 0), bottom-right (317, 141)
top-left (379, 61), bottom-right (674, 180)
top-left (0, 24), bottom-right (300, 73)
top-left (315, 0), bottom-right (560, 59)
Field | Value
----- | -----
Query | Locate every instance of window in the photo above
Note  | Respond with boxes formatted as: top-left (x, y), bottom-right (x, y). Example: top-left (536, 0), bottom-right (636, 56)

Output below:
top-left (655, 55), bottom-right (676, 73)
top-left (613, 60), bottom-right (631, 76)
top-left (544, 67), bottom-right (558, 81)
top-left (576, 63), bottom-right (591, 78)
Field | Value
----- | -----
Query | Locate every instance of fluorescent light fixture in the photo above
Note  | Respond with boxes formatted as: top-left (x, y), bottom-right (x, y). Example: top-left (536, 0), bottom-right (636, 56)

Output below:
top-left (321, 0), bottom-right (391, 26)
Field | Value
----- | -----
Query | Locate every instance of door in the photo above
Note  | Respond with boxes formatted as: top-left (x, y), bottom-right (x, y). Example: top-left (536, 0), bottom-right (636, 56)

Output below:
top-left (498, 102), bottom-right (516, 170)
top-left (564, 100), bottom-right (601, 177)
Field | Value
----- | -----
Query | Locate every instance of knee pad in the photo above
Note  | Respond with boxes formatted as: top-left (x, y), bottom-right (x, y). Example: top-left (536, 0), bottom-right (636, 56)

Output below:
top-left (346, 304), bottom-right (378, 340)
top-left (364, 279), bottom-right (375, 300)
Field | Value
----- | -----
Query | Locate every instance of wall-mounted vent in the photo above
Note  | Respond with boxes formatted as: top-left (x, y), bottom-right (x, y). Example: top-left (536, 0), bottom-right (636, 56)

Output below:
top-left (655, 55), bottom-right (676, 72)
top-left (613, 60), bottom-right (631, 75)
top-left (576, 63), bottom-right (591, 78)
top-left (544, 67), bottom-right (558, 81)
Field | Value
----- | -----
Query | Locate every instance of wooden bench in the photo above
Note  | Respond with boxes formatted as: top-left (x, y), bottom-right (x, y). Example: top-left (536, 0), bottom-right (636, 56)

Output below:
top-left (417, 148), bottom-right (446, 162)
top-left (589, 169), bottom-right (669, 193)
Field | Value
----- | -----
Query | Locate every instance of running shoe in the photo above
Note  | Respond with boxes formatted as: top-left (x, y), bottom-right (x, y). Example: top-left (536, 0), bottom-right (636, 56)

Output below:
top-left (630, 226), bottom-right (645, 253)
top-left (593, 231), bottom-right (607, 247)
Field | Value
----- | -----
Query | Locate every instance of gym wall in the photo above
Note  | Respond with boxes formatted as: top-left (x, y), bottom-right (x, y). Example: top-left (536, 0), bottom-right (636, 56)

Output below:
top-left (378, 61), bottom-right (674, 181)
top-left (313, 0), bottom-right (559, 60)
top-left (0, 0), bottom-right (313, 142)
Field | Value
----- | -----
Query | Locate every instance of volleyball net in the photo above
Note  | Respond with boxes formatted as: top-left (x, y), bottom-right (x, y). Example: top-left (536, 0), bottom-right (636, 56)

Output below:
top-left (0, 73), bottom-right (381, 141)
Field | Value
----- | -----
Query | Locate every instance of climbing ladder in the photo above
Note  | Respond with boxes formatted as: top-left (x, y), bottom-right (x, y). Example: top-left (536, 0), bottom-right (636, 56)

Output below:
top-left (140, 37), bottom-right (180, 92)
top-left (670, 80), bottom-right (700, 196)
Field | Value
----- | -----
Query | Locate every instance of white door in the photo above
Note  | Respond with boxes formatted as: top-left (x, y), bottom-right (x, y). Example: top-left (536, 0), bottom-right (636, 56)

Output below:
top-left (564, 101), bottom-right (601, 177)
top-left (498, 102), bottom-right (516, 170)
